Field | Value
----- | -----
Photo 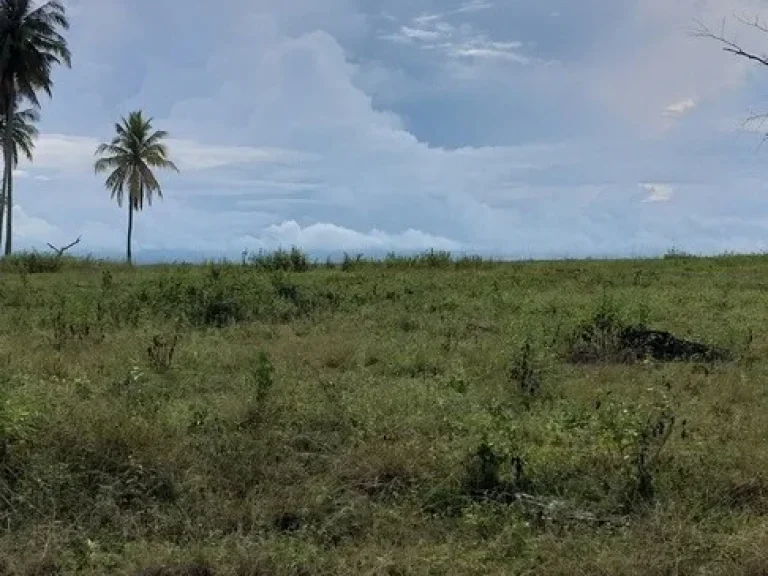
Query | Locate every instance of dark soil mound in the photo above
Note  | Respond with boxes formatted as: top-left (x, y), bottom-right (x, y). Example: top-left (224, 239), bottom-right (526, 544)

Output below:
top-left (619, 327), bottom-right (728, 363)
top-left (568, 310), bottom-right (729, 364)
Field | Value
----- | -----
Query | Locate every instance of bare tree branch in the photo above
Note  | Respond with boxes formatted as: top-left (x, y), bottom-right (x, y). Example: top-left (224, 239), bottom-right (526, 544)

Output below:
top-left (693, 15), bottom-right (768, 146)
top-left (734, 13), bottom-right (768, 35)
top-left (691, 17), bottom-right (768, 68)
top-left (47, 236), bottom-right (81, 257)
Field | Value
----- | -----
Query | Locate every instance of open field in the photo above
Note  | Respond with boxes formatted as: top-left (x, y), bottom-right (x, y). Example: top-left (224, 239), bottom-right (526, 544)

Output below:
top-left (0, 251), bottom-right (768, 575)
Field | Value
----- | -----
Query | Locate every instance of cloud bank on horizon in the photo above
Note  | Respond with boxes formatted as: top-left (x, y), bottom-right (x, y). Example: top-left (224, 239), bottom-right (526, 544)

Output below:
top-left (14, 0), bottom-right (768, 258)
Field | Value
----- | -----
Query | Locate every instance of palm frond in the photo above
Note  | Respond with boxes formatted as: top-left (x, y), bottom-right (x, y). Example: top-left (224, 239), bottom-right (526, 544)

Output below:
top-left (138, 162), bottom-right (162, 206)
top-left (144, 152), bottom-right (179, 172)
top-left (94, 155), bottom-right (127, 174)
top-left (94, 142), bottom-right (129, 157)
top-left (0, 99), bottom-right (38, 166)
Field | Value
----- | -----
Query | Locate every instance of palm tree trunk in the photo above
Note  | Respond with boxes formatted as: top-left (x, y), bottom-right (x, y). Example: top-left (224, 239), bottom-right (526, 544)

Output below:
top-left (3, 95), bottom-right (14, 256)
top-left (0, 50), bottom-right (10, 257)
top-left (4, 148), bottom-right (12, 256)
top-left (0, 163), bottom-right (6, 255)
top-left (127, 199), bottom-right (133, 265)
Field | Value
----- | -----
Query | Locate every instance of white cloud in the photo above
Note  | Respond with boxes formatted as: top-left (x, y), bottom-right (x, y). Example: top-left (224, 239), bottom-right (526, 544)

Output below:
top-left (640, 183), bottom-right (674, 203)
top-left (397, 26), bottom-right (444, 42)
top-left (449, 46), bottom-right (530, 64)
top-left (413, 13), bottom-right (443, 26)
top-left (243, 220), bottom-right (461, 252)
top-left (12, 169), bottom-right (28, 179)
top-left (166, 140), bottom-right (315, 171)
top-left (19, 134), bottom-right (310, 174)
top-left (664, 98), bottom-right (696, 117)
top-left (380, 7), bottom-right (531, 66)
top-left (456, 1), bottom-right (493, 14)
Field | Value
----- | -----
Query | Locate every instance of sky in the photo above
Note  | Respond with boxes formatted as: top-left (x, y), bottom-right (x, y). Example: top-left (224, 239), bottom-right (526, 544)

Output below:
top-left (13, 0), bottom-right (768, 259)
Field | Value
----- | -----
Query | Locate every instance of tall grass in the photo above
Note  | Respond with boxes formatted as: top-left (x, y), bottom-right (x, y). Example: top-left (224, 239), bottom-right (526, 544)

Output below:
top-left (0, 252), bottom-right (765, 574)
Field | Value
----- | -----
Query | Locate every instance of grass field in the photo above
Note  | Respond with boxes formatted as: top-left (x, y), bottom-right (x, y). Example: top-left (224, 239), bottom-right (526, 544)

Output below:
top-left (0, 250), bottom-right (767, 575)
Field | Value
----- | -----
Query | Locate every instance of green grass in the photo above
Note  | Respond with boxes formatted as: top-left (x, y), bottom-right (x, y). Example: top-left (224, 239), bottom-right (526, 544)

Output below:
top-left (1, 252), bottom-right (768, 574)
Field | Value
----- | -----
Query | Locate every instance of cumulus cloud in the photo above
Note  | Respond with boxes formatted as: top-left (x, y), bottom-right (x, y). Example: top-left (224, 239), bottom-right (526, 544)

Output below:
top-left (243, 220), bottom-right (461, 252)
top-left (10, 0), bottom-right (768, 259)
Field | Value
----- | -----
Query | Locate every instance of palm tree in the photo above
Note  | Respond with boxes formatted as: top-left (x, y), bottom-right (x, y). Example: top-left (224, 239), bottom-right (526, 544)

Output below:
top-left (0, 103), bottom-right (37, 251)
top-left (94, 111), bottom-right (179, 265)
top-left (0, 0), bottom-right (71, 255)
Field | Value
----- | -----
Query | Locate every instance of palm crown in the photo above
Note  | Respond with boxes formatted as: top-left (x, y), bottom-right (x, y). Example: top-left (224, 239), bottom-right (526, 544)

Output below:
top-left (95, 111), bottom-right (179, 209)
top-left (0, 0), bottom-right (71, 106)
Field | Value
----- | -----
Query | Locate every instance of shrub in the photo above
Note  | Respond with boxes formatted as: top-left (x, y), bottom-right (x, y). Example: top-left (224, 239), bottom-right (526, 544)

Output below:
top-left (340, 252), bottom-right (363, 272)
top-left (244, 247), bottom-right (311, 272)
top-left (1, 251), bottom-right (64, 274)
top-left (461, 442), bottom-right (530, 502)
top-left (567, 300), bottom-right (627, 364)
top-left (595, 389), bottom-right (679, 507)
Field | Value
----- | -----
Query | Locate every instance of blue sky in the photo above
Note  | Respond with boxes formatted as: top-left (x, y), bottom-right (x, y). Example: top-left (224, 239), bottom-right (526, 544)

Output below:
top-left (12, 0), bottom-right (768, 258)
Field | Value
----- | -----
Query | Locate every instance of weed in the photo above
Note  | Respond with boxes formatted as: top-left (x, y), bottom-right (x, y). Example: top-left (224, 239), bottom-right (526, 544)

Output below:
top-left (147, 333), bottom-right (179, 373)
top-left (340, 252), bottom-right (363, 272)
top-left (240, 351), bottom-right (275, 428)
top-left (461, 442), bottom-right (529, 502)
top-left (253, 350), bottom-right (274, 406)
top-left (508, 340), bottom-right (541, 400)
top-left (596, 387), bottom-right (679, 507)
top-left (50, 300), bottom-right (102, 350)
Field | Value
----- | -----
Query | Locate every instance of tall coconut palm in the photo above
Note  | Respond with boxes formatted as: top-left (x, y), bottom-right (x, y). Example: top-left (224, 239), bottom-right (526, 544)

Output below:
top-left (0, 0), bottom-right (71, 255)
top-left (94, 111), bottom-right (179, 265)
top-left (0, 104), bottom-right (37, 251)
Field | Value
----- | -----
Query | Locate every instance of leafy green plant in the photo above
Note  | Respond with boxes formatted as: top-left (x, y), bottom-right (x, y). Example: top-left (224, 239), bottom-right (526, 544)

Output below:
top-left (595, 386), bottom-right (679, 506)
